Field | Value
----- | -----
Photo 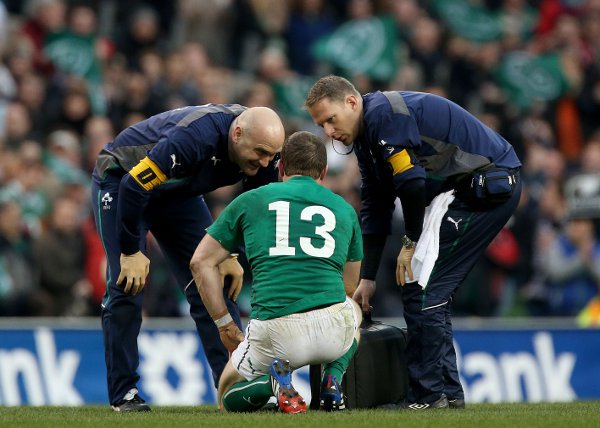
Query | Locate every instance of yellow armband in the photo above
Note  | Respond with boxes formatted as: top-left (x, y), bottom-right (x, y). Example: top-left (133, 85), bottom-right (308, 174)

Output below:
top-left (130, 156), bottom-right (167, 190)
top-left (387, 149), bottom-right (413, 175)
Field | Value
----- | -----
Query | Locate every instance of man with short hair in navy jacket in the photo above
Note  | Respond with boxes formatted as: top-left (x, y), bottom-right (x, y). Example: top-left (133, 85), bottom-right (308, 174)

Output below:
top-left (306, 76), bottom-right (521, 410)
top-left (91, 105), bottom-right (285, 411)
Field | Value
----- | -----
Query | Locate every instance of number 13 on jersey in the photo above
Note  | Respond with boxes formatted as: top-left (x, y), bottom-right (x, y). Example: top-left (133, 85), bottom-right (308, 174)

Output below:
top-left (268, 201), bottom-right (336, 258)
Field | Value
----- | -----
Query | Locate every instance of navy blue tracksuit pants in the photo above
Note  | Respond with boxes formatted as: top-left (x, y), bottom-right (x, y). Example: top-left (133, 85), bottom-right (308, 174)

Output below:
top-left (91, 172), bottom-right (241, 405)
top-left (401, 178), bottom-right (522, 404)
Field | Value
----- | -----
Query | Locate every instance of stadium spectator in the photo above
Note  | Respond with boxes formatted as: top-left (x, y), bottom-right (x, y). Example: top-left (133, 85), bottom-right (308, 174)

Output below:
top-left (284, 0), bottom-right (337, 76)
top-left (191, 131), bottom-right (362, 413)
top-left (0, 140), bottom-right (52, 238)
top-left (46, 129), bottom-right (82, 168)
top-left (115, 6), bottom-right (166, 70)
top-left (148, 50), bottom-right (201, 110)
top-left (18, 0), bottom-right (66, 75)
top-left (3, 35), bottom-right (37, 84)
top-left (43, 3), bottom-right (109, 116)
top-left (537, 213), bottom-right (600, 316)
top-left (3, 101), bottom-right (38, 149)
top-left (15, 72), bottom-right (50, 135)
top-left (0, 198), bottom-right (42, 316)
top-left (82, 116), bottom-right (115, 173)
top-left (138, 50), bottom-right (164, 87)
top-left (34, 195), bottom-right (92, 316)
top-left (172, 0), bottom-right (234, 67)
top-left (53, 83), bottom-right (93, 137)
top-left (579, 135), bottom-right (600, 173)
top-left (228, 0), bottom-right (289, 72)
top-left (106, 70), bottom-right (162, 129)
top-left (305, 75), bottom-right (522, 409)
top-left (90, 104), bottom-right (284, 411)
top-left (406, 16), bottom-right (444, 88)
top-left (240, 80), bottom-right (276, 109)
top-left (43, 130), bottom-right (88, 203)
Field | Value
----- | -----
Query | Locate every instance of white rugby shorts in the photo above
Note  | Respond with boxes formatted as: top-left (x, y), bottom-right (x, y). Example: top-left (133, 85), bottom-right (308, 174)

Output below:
top-left (230, 296), bottom-right (359, 380)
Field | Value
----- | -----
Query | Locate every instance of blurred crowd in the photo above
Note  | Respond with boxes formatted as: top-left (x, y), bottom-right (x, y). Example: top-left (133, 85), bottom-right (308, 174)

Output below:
top-left (1, 0), bottom-right (599, 322)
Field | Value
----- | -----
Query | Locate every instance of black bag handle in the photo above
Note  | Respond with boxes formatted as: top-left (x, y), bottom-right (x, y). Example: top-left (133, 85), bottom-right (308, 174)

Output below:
top-left (361, 311), bottom-right (377, 328)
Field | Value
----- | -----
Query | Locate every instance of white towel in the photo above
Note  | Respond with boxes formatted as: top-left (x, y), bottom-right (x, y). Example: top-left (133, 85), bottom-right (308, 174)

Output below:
top-left (405, 190), bottom-right (455, 289)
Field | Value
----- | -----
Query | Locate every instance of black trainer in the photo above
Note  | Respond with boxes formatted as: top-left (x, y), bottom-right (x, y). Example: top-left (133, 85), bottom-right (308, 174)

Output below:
top-left (401, 394), bottom-right (449, 410)
top-left (111, 389), bottom-right (151, 412)
top-left (448, 397), bottom-right (465, 409)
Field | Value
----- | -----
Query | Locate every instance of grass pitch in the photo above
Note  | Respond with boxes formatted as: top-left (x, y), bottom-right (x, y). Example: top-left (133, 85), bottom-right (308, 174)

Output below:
top-left (1, 402), bottom-right (598, 428)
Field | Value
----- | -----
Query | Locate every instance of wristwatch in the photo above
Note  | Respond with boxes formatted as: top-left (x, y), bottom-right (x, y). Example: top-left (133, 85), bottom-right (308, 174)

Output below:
top-left (402, 235), bottom-right (417, 249)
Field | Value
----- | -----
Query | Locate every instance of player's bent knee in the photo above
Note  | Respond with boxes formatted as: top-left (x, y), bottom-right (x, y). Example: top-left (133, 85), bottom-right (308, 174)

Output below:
top-left (217, 360), bottom-right (245, 411)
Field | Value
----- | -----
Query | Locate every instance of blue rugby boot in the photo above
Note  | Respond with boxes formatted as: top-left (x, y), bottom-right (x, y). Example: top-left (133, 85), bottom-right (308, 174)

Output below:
top-left (319, 374), bottom-right (346, 411)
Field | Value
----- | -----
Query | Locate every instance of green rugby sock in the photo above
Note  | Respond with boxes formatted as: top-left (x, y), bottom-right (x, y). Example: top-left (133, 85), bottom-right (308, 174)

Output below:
top-left (323, 339), bottom-right (358, 381)
top-left (221, 375), bottom-right (273, 412)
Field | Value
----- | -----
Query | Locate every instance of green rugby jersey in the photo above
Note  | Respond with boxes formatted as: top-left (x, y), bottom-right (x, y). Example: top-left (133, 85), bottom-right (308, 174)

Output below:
top-left (206, 176), bottom-right (363, 320)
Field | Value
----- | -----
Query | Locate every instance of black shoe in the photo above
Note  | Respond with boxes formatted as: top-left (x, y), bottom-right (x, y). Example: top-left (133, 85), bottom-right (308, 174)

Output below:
top-left (401, 394), bottom-right (449, 410)
top-left (448, 398), bottom-right (465, 409)
top-left (111, 389), bottom-right (151, 412)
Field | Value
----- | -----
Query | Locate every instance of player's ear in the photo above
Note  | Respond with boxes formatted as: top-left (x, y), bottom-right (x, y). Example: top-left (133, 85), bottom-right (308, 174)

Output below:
top-left (347, 95), bottom-right (358, 110)
top-left (233, 125), bottom-right (243, 143)
top-left (277, 159), bottom-right (285, 179)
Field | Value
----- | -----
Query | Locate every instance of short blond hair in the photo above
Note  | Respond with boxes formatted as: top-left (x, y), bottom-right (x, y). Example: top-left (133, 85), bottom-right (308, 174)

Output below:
top-left (304, 75), bottom-right (360, 108)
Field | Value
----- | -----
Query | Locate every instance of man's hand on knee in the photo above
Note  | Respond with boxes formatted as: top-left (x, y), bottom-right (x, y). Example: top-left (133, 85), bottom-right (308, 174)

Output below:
top-left (218, 255), bottom-right (244, 301)
top-left (117, 251), bottom-right (150, 295)
top-left (214, 312), bottom-right (244, 352)
top-left (219, 322), bottom-right (244, 352)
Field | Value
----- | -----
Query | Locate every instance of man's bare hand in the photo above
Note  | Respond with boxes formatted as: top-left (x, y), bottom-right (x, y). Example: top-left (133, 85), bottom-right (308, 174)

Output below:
top-left (396, 247), bottom-right (415, 286)
top-left (117, 251), bottom-right (150, 295)
top-left (218, 321), bottom-right (244, 352)
top-left (218, 256), bottom-right (244, 301)
top-left (353, 279), bottom-right (376, 314)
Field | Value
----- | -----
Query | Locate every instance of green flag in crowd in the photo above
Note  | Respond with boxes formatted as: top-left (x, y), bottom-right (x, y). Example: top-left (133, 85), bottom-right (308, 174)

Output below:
top-left (271, 75), bottom-right (315, 122)
top-left (432, 0), bottom-right (537, 43)
top-left (495, 51), bottom-right (569, 108)
top-left (432, 0), bottom-right (501, 42)
top-left (312, 16), bottom-right (399, 82)
top-left (44, 31), bottom-right (106, 115)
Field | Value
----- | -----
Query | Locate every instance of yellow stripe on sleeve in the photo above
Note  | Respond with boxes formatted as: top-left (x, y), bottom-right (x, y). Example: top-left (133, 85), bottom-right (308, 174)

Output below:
top-left (129, 156), bottom-right (167, 191)
top-left (387, 149), bottom-right (414, 175)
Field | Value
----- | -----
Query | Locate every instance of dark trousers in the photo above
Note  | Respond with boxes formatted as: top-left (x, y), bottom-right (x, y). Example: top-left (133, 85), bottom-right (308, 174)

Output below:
top-left (91, 173), bottom-right (241, 405)
top-left (401, 179), bottom-right (522, 404)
